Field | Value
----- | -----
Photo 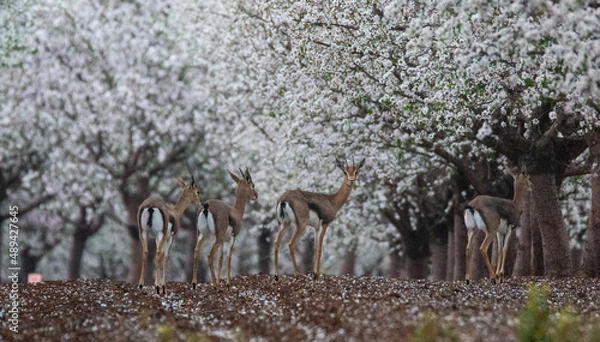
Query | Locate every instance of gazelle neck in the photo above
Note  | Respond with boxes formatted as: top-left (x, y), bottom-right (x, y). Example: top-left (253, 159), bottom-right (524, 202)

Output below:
top-left (329, 176), bottom-right (353, 211)
top-left (172, 194), bottom-right (192, 218)
top-left (512, 181), bottom-right (528, 213)
top-left (233, 188), bottom-right (251, 219)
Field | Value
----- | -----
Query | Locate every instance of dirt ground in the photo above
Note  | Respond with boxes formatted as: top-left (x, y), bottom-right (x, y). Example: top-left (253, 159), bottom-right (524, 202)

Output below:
top-left (1, 274), bottom-right (599, 341)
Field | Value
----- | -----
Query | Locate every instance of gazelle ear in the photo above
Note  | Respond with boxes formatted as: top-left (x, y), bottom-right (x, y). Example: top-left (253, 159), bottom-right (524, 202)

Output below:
top-left (357, 158), bottom-right (366, 170)
top-left (244, 168), bottom-right (252, 182)
top-left (335, 157), bottom-right (345, 171)
top-left (503, 164), bottom-right (518, 178)
top-left (228, 170), bottom-right (241, 183)
top-left (177, 177), bottom-right (187, 188)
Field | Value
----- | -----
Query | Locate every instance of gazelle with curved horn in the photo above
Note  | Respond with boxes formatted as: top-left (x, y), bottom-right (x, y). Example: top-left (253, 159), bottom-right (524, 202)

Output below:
top-left (464, 165), bottom-right (533, 284)
top-left (193, 168), bottom-right (257, 288)
top-left (137, 177), bottom-right (201, 294)
top-left (274, 157), bottom-right (365, 280)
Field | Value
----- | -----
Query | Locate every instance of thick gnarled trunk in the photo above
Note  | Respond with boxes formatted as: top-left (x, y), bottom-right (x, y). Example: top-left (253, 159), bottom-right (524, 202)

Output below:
top-left (581, 132), bottom-right (600, 277)
top-left (513, 193), bottom-right (533, 276)
top-left (446, 228), bottom-right (455, 280)
top-left (530, 173), bottom-right (572, 277)
top-left (452, 212), bottom-right (467, 280)
top-left (257, 226), bottom-right (272, 275)
top-left (338, 238), bottom-right (357, 276)
top-left (429, 242), bottom-right (447, 280)
top-left (68, 234), bottom-right (88, 279)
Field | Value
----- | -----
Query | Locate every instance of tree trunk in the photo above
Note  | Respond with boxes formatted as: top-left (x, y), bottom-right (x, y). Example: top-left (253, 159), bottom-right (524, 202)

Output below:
top-left (339, 239), bottom-right (357, 276)
top-left (429, 217), bottom-right (449, 280)
top-left (0, 216), bottom-right (3, 281)
top-left (453, 212), bottom-right (467, 280)
top-left (402, 228), bottom-right (430, 279)
top-left (429, 242), bottom-right (447, 280)
top-left (469, 231), bottom-right (489, 280)
top-left (19, 247), bottom-right (41, 283)
top-left (513, 192), bottom-right (533, 276)
top-left (388, 246), bottom-right (403, 278)
top-left (68, 233), bottom-right (88, 279)
top-left (531, 214), bottom-right (545, 276)
top-left (122, 181), bottom-right (152, 285)
top-left (186, 227), bottom-right (206, 284)
top-left (446, 228), bottom-right (455, 280)
top-left (127, 223), bottom-right (156, 285)
top-left (68, 205), bottom-right (105, 279)
top-left (301, 236), bottom-right (314, 274)
top-left (126, 200), bottom-right (156, 286)
top-left (236, 232), bottom-right (253, 276)
top-left (581, 132), bottom-right (600, 277)
top-left (571, 247), bottom-right (583, 273)
top-left (257, 226), bottom-right (272, 275)
top-left (406, 256), bottom-right (429, 279)
top-left (530, 173), bottom-right (572, 277)
top-left (504, 235), bottom-right (518, 278)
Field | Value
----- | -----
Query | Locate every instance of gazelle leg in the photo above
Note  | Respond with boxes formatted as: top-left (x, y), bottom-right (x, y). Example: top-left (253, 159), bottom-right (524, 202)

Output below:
top-left (465, 229), bottom-right (474, 283)
top-left (495, 232), bottom-right (505, 277)
top-left (161, 234), bottom-right (174, 294)
top-left (217, 243), bottom-right (224, 285)
top-left (288, 225), bottom-right (304, 277)
top-left (499, 229), bottom-right (513, 283)
top-left (312, 225), bottom-right (320, 278)
top-left (207, 241), bottom-right (220, 286)
top-left (192, 234), bottom-right (205, 289)
top-left (138, 236), bottom-right (149, 289)
top-left (313, 222), bottom-right (327, 280)
top-left (155, 237), bottom-right (166, 294)
top-left (226, 235), bottom-right (236, 287)
top-left (273, 223), bottom-right (286, 281)
top-left (479, 234), bottom-right (497, 283)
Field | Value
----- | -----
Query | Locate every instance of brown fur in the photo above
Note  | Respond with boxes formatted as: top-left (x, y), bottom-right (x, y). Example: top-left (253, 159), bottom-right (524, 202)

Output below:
top-left (137, 177), bottom-right (201, 294)
top-left (465, 166), bottom-right (532, 284)
top-left (192, 168), bottom-right (257, 288)
top-left (274, 157), bottom-right (365, 280)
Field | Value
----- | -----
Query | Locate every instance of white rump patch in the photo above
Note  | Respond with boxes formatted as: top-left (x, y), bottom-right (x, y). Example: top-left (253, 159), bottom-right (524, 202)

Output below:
top-left (464, 209), bottom-right (487, 233)
top-left (473, 211), bottom-right (487, 232)
top-left (197, 210), bottom-right (216, 237)
top-left (140, 207), bottom-right (164, 240)
top-left (276, 202), bottom-right (295, 224)
top-left (464, 209), bottom-right (476, 230)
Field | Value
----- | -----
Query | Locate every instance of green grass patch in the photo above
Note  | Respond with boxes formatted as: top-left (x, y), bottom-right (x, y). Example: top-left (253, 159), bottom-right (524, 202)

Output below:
top-left (517, 283), bottom-right (600, 342)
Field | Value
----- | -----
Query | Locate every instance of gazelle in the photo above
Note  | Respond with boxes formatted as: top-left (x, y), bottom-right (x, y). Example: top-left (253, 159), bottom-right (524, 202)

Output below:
top-left (464, 165), bottom-right (533, 284)
top-left (137, 177), bottom-right (201, 294)
top-left (192, 168), bottom-right (257, 288)
top-left (274, 157), bottom-right (365, 280)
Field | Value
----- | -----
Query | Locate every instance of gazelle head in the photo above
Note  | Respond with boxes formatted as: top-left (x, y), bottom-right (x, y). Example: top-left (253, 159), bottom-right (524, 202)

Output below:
top-left (228, 168), bottom-right (258, 201)
top-left (336, 157), bottom-right (366, 185)
top-left (503, 165), bottom-right (533, 195)
top-left (177, 176), bottom-right (202, 206)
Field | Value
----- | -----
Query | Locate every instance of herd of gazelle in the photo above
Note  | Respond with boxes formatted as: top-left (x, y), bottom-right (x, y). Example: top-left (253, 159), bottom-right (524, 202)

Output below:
top-left (137, 159), bottom-right (532, 293)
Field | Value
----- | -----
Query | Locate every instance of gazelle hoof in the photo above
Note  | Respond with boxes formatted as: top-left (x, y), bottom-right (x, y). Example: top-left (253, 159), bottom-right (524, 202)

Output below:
top-left (138, 284), bottom-right (143, 290)
top-left (155, 286), bottom-right (161, 294)
top-left (192, 282), bottom-right (197, 289)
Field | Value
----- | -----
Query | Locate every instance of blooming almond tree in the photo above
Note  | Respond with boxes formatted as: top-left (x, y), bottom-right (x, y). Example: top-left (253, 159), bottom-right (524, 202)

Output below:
top-left (4, 0), bottom-right (223, 282)
top-left (225, 0), bottom-right (599, 277)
